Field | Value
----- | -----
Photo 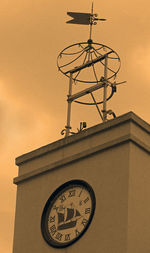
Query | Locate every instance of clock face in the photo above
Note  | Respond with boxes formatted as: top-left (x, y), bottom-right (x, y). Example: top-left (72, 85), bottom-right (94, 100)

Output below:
top-left (41, 180), bottom-right (96, 248)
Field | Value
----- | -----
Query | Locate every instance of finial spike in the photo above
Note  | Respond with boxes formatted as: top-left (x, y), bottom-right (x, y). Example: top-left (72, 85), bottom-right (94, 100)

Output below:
top-left (91, 2), bottom-right (94, 15)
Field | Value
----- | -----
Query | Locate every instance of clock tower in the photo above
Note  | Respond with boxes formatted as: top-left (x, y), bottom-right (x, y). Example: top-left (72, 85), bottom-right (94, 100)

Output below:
top-left (13, 5), bottom-right (150, 253)
top-left (13, 112), bottom-right (150, 253)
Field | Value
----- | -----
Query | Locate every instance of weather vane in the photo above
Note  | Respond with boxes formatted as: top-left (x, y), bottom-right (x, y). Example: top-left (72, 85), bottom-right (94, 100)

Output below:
top-left (57, 2), bottom-right (126, 137)
top-left (66, 2), bottom-right (106, 42)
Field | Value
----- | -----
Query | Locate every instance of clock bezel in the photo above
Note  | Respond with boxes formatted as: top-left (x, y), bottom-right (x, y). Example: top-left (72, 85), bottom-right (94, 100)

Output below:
top-left (41, 179), bottom-right (96, 248)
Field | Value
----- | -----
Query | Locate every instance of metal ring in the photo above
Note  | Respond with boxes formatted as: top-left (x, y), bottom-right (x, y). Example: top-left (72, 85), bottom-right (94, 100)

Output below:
top-left (57, 41), bottom-right (121, 83)
top-left (74, 85), bottom-right (115, 105)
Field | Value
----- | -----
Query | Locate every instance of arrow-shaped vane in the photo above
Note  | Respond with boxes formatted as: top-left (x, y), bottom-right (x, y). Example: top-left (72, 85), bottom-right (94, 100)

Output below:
top-left (66, 4), bottom-right (107, 41)
top-left (66, 12), bottom-right (91, 25)
top-left (66, 12), bottom-right (106, 25)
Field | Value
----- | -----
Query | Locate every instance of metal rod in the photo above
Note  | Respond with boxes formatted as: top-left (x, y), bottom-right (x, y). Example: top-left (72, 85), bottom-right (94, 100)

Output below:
top-left (103, 55), bottom-right (108, 121)
top-left (60, 49), bottom-right (85, 69)
top-left (90, 92), bottom-right (103, 121)
top-left (74, 51), bottom-right (88, 80)
top-left (89, 1), bottom-right (94, 40)
top-left (92, 47), bottom-right (116, 74)
top-left (67, 81), bottom-right (104, 102)
top-left (65, 73), bottom-right (73, 137)
top-left (91, 53), bottom-right (98, 82)
top-left (89, 23), bottom-right (92, 41)
top-left (65, 51), bottom-right (113, 74)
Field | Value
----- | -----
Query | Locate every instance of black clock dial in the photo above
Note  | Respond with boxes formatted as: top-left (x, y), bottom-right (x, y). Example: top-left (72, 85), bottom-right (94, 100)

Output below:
top-left (41, 180), bottom-right (96, 248)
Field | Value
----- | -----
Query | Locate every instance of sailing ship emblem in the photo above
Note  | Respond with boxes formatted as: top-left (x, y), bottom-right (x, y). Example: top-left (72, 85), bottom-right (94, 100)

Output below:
top-left (57, 205), bottom-right (81, 230)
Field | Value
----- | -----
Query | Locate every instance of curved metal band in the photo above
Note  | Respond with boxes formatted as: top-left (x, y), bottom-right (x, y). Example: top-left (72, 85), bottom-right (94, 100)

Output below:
top-left (74, 85), bottom-right (116, 105)
top-left (57, 41), bottom-right (121, 83)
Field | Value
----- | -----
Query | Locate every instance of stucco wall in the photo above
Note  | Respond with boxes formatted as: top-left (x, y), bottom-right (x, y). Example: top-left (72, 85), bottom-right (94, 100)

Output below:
top-left (13, 143), bottom-right (129, 253)
top-left (128, 144), bottom-right (150, 253)
top-left (13, 112), bottom-right (150, 253)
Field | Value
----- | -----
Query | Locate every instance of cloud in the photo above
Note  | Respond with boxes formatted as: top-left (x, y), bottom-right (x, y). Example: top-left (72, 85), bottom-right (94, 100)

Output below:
top-left (130, 45), bottom-right (150, 83)
top-left (0, 1), bottom-right (150, 252)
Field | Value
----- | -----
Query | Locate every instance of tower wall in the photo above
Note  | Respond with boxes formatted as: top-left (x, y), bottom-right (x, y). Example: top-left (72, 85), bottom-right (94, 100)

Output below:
top-left (13, 112), bottom-right (150, 253)
top-left (128, 144), bottom-right (150, 253)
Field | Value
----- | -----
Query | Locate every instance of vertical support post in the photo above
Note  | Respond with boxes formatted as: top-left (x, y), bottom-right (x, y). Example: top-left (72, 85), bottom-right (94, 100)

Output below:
top-left (103, 55), bottom-right (108, 122)
top-left (65, 72), bottom-right (73, 137)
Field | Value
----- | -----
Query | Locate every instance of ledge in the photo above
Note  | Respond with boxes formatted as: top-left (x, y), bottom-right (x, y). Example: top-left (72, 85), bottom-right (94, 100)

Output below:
top-left (14, 133), bottom-right (150, 185)
top-left (15, 112), bottom-right (150, 166)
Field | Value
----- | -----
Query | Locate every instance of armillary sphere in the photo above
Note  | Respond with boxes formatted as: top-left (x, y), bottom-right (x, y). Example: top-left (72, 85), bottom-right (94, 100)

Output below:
top-left (57, 40), bottom-right (121, 84)
top-left (57, 40), bottom-right (121, 105)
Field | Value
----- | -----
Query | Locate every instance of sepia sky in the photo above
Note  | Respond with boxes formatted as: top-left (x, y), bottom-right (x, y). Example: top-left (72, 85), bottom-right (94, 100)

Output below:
top-left (0, 0), bottom-right (149, 252)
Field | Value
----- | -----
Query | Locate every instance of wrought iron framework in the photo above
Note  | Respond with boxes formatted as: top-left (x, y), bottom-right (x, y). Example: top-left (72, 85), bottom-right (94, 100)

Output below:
top-left (58, 3), bottom-right (126, 137)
